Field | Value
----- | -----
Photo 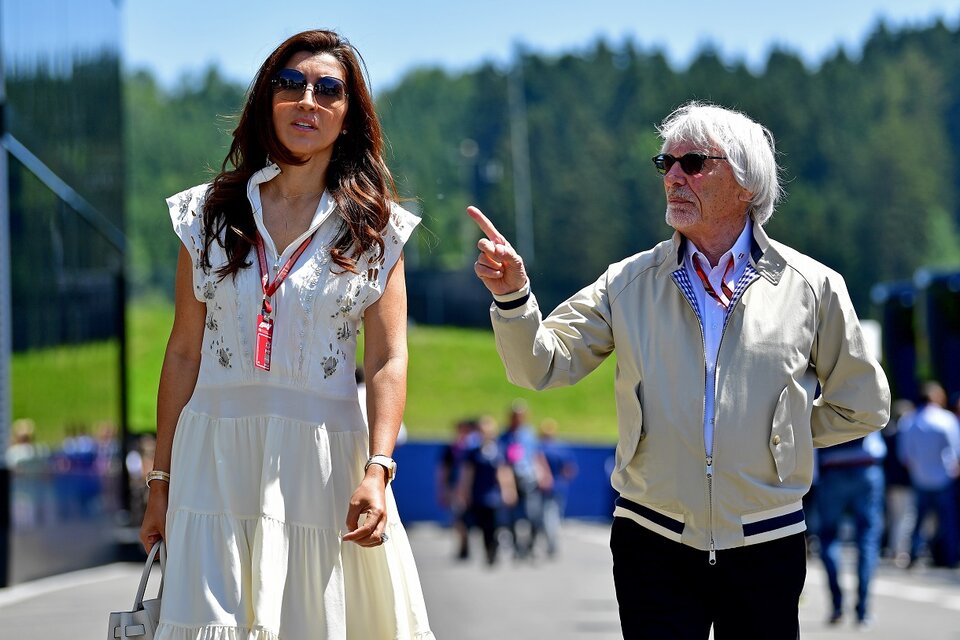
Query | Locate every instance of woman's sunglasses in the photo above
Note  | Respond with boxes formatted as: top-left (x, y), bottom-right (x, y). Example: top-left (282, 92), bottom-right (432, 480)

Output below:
top-left (271, 69), bottom-right (348, 104)
top-left (652, 153), bottom-right (727, 175)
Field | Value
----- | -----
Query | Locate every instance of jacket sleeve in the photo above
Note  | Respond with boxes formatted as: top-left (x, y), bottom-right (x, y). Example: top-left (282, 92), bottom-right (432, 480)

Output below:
top-left (810, 272), bottom-right (891, 447)
top-left (488, 271), bottom-right (615, 391)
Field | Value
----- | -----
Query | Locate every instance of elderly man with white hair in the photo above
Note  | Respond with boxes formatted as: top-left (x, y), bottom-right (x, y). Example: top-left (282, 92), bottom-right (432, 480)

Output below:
top-left (467, 101), bottom-right (890, 639)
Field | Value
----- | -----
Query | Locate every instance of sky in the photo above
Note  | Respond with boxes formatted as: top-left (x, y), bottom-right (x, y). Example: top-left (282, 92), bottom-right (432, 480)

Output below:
top-left (124, 1), bottom-right (959, 93)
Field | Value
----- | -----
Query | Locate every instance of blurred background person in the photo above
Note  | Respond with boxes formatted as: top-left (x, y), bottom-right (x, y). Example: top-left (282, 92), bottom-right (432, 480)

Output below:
top-left (55, 423), bottom-right (99, 518)
top-left (7, 418), bottom-right (44, 529)
top-left (93, 421), bottom-right (122, 512)
top-left (6, 418), bottom-right (38, 469)
top-left (458, 415), bottom-right (516, 566)
top-left (883, 398), bottom-right (917, 567)
top-left (437, 418), bottom-right (479, 560)
top-left (499, 400), bottom-right (551, 560)
top-left (815, 430), bottom-right (887, 628)
top-left (898, 381), bottom-right (960, 568)
top-left (538, 418), bottom-right (578, 559)
top-left (126, 434), bottom-right (158, 528)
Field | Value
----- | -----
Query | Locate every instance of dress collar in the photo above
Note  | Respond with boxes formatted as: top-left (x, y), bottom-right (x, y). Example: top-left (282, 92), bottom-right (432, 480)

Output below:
top-left (245, 162), bottom-right (337, 258)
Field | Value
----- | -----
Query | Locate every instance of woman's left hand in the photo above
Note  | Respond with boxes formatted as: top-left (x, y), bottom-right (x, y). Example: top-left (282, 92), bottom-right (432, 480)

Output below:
top-left (343, 467), bottom-right (389, 547)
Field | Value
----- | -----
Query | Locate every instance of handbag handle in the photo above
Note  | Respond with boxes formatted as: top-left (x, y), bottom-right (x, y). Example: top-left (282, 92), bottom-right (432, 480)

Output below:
top-left (132, 541), bottom-right (166, 610)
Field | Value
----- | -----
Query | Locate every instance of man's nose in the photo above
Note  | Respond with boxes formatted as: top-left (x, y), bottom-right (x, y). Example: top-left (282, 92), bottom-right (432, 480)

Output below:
top-left (663, 161), bottom-right (687, 185)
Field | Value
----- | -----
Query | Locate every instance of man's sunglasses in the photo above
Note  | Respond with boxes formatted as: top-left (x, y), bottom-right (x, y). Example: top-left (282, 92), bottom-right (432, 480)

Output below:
top-left (652, 153), bottom-right (727, 176)
top-left (271, 69), bottom-right (348, 103)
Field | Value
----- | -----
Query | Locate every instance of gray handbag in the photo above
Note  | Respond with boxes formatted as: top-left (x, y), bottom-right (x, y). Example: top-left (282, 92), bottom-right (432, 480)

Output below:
top-left (107, 541), bottom-right (165, 639)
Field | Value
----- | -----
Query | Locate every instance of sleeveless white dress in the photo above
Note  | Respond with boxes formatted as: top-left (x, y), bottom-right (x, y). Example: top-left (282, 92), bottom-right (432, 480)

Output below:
top-left (156, 163), bottom-right (434, 640)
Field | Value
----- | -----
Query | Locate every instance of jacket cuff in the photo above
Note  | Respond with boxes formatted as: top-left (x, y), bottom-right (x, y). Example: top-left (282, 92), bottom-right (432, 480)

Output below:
top-left (492, 282), bottom-right (532, 318)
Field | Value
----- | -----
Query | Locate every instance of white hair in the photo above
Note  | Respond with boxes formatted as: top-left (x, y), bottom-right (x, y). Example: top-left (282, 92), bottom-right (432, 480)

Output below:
top-left (657, 101), bottom-right (783, 225)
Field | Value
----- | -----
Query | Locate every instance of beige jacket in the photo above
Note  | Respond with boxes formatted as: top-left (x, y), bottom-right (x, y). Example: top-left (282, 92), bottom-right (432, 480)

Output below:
top-left (490, 223), bottom-right (890, 555)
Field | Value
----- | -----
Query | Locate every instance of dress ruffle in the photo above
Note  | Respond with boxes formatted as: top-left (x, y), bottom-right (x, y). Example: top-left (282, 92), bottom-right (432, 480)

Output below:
top-left (156, 623), bottom-right (280, 640)
top-left (158, 410), bottom-right (433, 639)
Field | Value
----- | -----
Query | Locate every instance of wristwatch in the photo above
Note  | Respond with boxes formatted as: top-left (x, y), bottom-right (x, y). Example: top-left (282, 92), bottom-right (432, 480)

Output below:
top-left (365, 454), bottom-right (397, 483)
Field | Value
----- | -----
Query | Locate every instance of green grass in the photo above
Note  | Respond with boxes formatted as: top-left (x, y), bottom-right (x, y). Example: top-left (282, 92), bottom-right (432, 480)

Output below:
top-left (405, 325), bottom-right (618, 442)
top-left (11, 340), bottom-right (122, 444)
top-left (122, 301), bottom-right (620, 443)
top-left (126, 297), bottom-right (175, 435)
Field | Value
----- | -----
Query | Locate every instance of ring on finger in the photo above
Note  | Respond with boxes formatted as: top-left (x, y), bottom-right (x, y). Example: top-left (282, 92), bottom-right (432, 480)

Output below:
top-left (380, 531), bottom-right (389, 543)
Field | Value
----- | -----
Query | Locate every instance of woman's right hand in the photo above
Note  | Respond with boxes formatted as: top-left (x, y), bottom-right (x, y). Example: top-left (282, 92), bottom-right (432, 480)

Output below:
top-left (467, 206), bottom-right (529, 296)
top-left (139, 484), bottom-right (169, 552)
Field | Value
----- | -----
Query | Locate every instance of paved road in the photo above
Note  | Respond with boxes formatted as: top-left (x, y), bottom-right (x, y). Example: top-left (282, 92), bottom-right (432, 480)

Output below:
top-left (1, 521), bottom-right (958, 639)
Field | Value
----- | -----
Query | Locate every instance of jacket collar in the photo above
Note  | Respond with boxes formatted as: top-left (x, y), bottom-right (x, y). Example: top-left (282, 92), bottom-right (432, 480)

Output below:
top-left (657, 217), bottom-right (787, 284)
top-left (748, 222), bottom-right (786, 285)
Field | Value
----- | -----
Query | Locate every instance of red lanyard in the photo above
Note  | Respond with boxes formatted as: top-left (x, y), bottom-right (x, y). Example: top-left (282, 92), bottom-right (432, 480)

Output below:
top-left (253, 231), bottom-right (315, 370)
top-left (255, 232), bottom-right (315, 314)
top-left (693, 254), bottom-right (735, 309)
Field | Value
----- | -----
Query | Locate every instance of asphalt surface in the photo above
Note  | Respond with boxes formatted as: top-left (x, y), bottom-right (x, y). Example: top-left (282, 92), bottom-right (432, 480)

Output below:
top-left (1, 521), bottom-right (958, 639)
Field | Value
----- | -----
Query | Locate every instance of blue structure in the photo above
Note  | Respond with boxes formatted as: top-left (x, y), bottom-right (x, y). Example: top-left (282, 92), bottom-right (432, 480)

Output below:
top-left (872, 270), bottom-right (960, 405)
top-left (392, 441), bottom-right (617, 523)
top-left (916, 270), bottom-right (960, 403)
top-left (871, 281), bottom-right (919, 403)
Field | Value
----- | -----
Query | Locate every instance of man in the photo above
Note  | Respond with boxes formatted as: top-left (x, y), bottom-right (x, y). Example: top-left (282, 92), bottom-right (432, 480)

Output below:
top-left (436, 418), bottom-right (480, 560)
top-left (815, 431), bottom-right (886, 627)
top-left (467, 101), bottom-right (890, 639)
top-left (898, 381), bottom-right (960, 568)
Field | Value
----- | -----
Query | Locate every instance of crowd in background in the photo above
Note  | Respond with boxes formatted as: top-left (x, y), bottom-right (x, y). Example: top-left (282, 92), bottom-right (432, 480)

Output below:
top-left (7, 380), bottom-right (960, 581)
top-left (6, 419), bottom-right (122, 528)
top-left (435, 400), bottom-right (578, 566)
top-left (806, 380), bottom-right (960, 626)
top-left (433, 381), bottom-right (960, 587)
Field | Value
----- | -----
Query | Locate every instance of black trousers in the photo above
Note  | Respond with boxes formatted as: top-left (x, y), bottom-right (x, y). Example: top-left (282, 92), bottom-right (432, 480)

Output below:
top-left (610, 517), bottom-right (806, 640)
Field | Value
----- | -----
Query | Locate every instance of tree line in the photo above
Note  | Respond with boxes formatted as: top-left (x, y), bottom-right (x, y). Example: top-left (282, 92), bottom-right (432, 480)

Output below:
top-left (126, 18), bottom-right (960, 313)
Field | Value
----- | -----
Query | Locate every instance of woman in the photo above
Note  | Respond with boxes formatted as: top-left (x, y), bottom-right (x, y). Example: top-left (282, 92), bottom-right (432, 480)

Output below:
top-left (139, 30), bottom-right (434, 639)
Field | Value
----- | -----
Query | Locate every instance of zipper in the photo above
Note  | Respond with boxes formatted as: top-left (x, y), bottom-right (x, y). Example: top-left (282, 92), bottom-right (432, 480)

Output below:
top-left (702, 268), bottom-right (758, 565)
top-left (673, 271), bottom-right (718, 566)
top-left (674, 263), bottom-right (761, 568)
top-left (706, 455), bottom-right (716, 565)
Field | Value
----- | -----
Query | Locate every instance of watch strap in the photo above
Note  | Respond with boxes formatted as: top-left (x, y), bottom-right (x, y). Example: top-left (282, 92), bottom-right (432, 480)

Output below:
top-left (365, 454), bottom-right (396, 482)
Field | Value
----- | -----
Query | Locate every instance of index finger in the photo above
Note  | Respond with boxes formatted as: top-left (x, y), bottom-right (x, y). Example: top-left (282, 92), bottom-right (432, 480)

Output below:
top-left (467, 206), bottom-right (506, 244)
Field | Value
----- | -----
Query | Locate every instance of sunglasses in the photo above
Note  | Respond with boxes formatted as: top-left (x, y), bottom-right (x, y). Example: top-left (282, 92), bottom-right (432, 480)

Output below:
top-left (271, 68), bottom-right (348, 104)
top-left (652, 153), bottom-right (727, 175)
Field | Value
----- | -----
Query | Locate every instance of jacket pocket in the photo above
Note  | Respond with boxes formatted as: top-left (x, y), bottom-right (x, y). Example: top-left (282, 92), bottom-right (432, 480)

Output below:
top-left (770, 385), bottom-right (797, 482)
top-left (616, 382), bottom-right (644, 472)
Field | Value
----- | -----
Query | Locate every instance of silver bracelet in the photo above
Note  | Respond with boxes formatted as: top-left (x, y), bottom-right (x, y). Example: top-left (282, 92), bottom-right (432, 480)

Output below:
top-left (145, 470), bottom-right (171, 488)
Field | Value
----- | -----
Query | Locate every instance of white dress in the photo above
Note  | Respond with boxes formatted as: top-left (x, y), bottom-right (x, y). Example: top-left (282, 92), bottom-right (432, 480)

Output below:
top-left (157, 163), bottom-right (435, 640)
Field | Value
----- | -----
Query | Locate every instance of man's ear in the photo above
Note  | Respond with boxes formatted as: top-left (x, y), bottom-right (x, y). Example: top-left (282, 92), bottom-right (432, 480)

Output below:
top-left (738, 188), bottom-right (754, 203)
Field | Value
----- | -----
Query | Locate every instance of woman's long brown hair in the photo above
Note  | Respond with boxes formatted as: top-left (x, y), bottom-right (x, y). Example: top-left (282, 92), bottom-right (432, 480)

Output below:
top-left (202, 30), bottom-right (396, 278)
